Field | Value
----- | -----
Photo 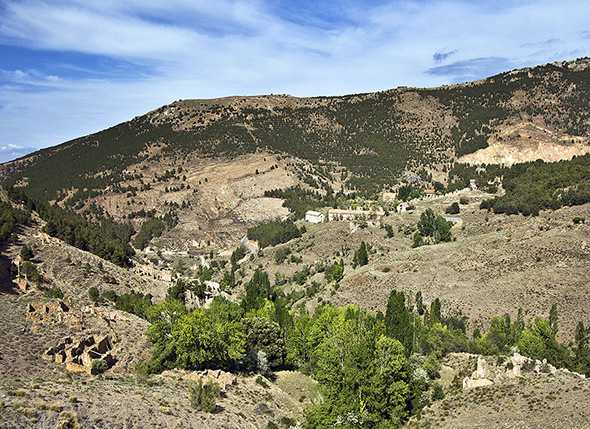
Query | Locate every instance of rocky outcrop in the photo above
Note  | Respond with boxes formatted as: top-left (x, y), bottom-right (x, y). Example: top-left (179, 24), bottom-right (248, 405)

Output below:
top-left (43, 334), bottom-right (115, 375)
top-left (161, 368), bottom-right (238, 394)
top-left (461, 352), bottom-right (585, 390)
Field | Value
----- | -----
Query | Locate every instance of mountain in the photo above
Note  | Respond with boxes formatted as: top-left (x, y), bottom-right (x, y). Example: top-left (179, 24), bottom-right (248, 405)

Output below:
top-left (3, 58), bottom-right (590, 201)
top-left (2, 58), bottom-right (590, 429)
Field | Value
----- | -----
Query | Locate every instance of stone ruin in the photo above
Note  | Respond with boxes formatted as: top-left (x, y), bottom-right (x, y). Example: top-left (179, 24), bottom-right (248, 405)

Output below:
top-left (27, 301), bottom-right (70, 325)
top-left (462, 352), bottom-right (585, 390)
top-left (43, 334), bottom-right (115, 375)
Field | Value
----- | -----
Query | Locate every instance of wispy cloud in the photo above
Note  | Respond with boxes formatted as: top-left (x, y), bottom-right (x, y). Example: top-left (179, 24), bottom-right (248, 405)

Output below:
top-left (426, 57), bottom-right (515, 83)
top-left (433, 49), bottom-right (458, 63)
top-left (0, 0), bottom-right (589, 162)
top-left (0, 144), bottom-right (37, 162)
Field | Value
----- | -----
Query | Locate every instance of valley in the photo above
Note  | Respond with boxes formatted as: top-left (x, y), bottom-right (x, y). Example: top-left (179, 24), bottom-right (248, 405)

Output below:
top-left (1, 58), bottom-right (590, 428)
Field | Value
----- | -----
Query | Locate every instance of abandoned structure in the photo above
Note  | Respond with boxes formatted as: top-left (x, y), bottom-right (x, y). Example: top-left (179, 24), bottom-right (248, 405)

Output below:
top-left (304, 210), bottom-right (325, 224)
top-left (327, 208), bottom-right (384, 225)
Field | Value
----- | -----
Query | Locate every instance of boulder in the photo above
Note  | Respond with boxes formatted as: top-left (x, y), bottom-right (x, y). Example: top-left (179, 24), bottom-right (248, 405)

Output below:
top-left (463, 377), bottom-right (493, 390)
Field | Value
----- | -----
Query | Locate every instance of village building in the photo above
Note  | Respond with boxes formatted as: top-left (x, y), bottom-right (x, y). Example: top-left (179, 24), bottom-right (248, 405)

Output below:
top-left (304, 210), bottom-right (325, 224)
top-left (327, 208), bottom-right (384, 224)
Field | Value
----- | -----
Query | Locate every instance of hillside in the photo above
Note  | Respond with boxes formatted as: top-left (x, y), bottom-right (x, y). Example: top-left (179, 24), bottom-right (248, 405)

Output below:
top-left (1, 57), bottom-right (590, 429)
top-left (3, 58), bottom-right (590, 203)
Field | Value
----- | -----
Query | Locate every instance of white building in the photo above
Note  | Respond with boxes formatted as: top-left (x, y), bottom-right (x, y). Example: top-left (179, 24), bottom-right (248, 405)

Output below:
top-left (305, 210), bottom-right (325, 224)
top-left (327, 208), bottom-right (384, 224)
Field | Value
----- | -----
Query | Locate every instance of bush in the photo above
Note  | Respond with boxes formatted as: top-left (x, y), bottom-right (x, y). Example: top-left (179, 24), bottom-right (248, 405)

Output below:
top-left (325, 260), bottom-right (344, 283)
top-left (431, 383), bottom-right (445, 401)
top-left (445, 202), bottom-right (460, 214)
top-left (19, 245), bottom-right (34, 261)
top-left (20, 261), bottom-right (42, 284)
top-left (274, 247), bottom-right (291, 264)
top-left (188, 380), bottom-right (220, 413)
top-left (91, 359), bottom-right (108, 375)
top-left (88, 287), bottom-right (100, 303)
top-left (44, 286), bottom-right (64, 299)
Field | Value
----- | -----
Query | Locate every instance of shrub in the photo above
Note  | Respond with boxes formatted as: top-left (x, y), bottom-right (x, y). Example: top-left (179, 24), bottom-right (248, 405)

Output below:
top-left (88, 287), bottom-right (100, 303)
top-left (91, 359), bottom-right (108, 375)
top-left (325, 260), bottom-right (344, 283)
top-left (431, 383), bottom-right (445, 401)
top-left (44, 286), bottom-right (64, 299)
top-left (188, 380), bottom-right (220, 413)
top-left (19, 245), bottom-right (34, 261)
top-left (255, 375), bottom-right (270, 388)
top-left (445, 202), bottom-right (460, 214)
top-left (274, 247), bottom-right (291, 264)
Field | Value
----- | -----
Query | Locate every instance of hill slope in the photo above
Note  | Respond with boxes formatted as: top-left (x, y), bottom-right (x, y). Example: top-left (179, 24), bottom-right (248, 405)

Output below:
top-left (2, 57), bottom-right (590, 206)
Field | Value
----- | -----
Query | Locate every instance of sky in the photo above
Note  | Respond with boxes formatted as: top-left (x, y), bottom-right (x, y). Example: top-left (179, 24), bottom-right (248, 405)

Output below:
top-left (1, 0), bottom-right (589, 162)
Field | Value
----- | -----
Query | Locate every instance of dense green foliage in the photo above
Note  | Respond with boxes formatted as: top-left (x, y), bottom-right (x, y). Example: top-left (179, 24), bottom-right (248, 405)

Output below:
top-left (247, 220), bottom-right (303, 248)
top-left (480, 155), bottom-right (590, 216)
top-left (8, 188), bottom-right (134, 266)
top-left (265, 186), bottom-right (340, 219)
top-left (126, 262), bottom-right (590, 428)
top-left (0, 200), bottom-right (30, 244)
top-left (352, 241), bottom-right (369, 268)
top-left (413, 209), bottom-right (453, 247)
top-left (397, 185), bottom-right (423, 202)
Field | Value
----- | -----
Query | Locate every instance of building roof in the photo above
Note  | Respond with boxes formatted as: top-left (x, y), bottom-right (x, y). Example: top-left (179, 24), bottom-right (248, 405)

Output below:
top-left (305, 210), bottom-right (322, 216)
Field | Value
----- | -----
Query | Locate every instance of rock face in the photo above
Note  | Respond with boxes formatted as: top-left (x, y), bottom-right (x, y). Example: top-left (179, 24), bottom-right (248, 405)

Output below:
top-left (161, 369), bottom-right (238, 394)
top-left (43, 334), bottom-right (114, 375)
top-left (463, 356), bottom-right (494, 389)
top-left (461, 352), bottom-right (586, 390)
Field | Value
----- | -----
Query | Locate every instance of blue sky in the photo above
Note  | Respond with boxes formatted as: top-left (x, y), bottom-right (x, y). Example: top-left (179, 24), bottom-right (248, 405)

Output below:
top-left (1, 0), bottom-right (589, 162)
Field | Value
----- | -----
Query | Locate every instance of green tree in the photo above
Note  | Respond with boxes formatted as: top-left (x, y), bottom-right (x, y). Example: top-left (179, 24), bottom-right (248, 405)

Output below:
top-left (242, 270), bottom-right (272, 312)
top-left (169, 309), bottom-right (245, 370)
top-left (415, 291), bottom-right (424, 316)
top-left (364, 335), bottom-right (410, 426)
top-left (385, 290), bottom-right (414, 355)
top-left (353, 241), bottom-right (369, 268)
top-left (242, 317), bottom-right (286, 371)
top-left (430, 298), bottom-right (441, 325)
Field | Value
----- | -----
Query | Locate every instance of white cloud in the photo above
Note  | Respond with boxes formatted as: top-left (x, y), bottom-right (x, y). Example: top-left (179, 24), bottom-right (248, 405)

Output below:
top-left (0, 0), bottom-right (590, 162)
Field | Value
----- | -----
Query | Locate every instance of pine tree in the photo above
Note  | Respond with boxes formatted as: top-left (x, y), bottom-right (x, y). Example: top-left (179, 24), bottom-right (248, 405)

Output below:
top-left (415, 291), bottom-right (424, 316)
top-left (385, 290), bottom-right (413, 355)
top-left (353, 241), bottom-right (369, 267)
top-left (430, 298), bottom-right (442, 325)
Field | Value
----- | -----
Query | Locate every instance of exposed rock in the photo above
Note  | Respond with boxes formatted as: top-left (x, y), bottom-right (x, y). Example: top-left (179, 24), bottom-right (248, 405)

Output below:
top-left (463, 377), bottom-right (494, 389)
